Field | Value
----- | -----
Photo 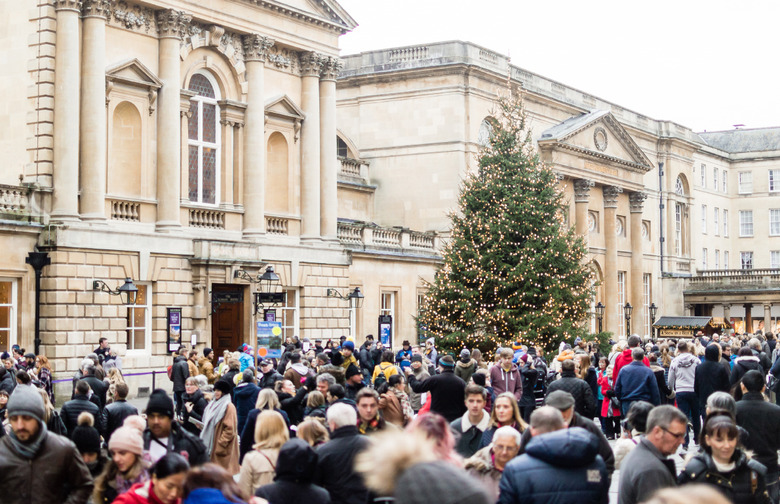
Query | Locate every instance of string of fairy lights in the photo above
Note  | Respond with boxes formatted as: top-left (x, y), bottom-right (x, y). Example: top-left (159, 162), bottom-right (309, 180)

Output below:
top-left (419, 93), bottom-right (594, 353)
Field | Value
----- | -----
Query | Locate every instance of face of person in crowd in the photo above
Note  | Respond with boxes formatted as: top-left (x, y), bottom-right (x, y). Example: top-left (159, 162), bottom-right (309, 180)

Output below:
top-left (147, 412), bottom-right (172, 438)
top-left (560, 407), bottom-right (574, 427)
top-left (184, 382), bottom-right (198, 395)
top-left (9, 415), bottom-right (39, 442)
top-left (357, 397), bottom-right (378, 422)
top-left (153, 471), bottom-right (187, 504)
top-left (492, 434), bottom-right (520, 469)
top-left (190, 353), bottom-right (198, 361)
top-left (412, 347), bottom-right (421, 356)
top-left (403, 343), bottom-right (410, 350)
top-left (465, 393), bottom-right (486, 417)
top-left (394, 377), bottom-right (405, 390)
top-left (348, 373), bottom-right (363, 385)
top-left (261, 362), bottom-right (273, 374)
top-left (501, 355), bottom-right (513, 370)
top-left (649, 420), bottom-right (687, 456)
top-left (494, 397), bottom-right (514, 425)
top-left (100, 340), bottom-right (109, 349)
top-left (706, 430), bottom-right (737, 464)
top-left (722, 347), bottom-right (731, 357)
top-left (343, 348), bottom-right (353, 357)
top-left (111, 449), bottom-right (137, 473)
top-left (598, 359), bottom-right (607, 371)
top-left (213, 388), bottom-right (223, 400)
top-left (0, 394), bottom-right (7, 408)
top-left (82, 452), bottom-right (99, 464)
top-left (317, 380), bottom-right (329, 395)
top-left (282, 380), bottom-right (296, 395)
top-left (3, 360), bottom-right (12, 370)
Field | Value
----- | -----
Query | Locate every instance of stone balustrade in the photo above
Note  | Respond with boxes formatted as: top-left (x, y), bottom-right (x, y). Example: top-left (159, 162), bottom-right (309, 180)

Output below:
top-left (687, 268), bottom-right (780, 292)
top-left (337, 220), bottom-right (440, 256)
top-left (338, 156), bottom-right (369, 183)
top-left (108, 199), bottom-right (141, 222)
top-left (266, 216), bottom-right (289, 235)
top-left (188, 208), bottom-right (225, 229)
top-left (0, 185), bottom-right (30, 214)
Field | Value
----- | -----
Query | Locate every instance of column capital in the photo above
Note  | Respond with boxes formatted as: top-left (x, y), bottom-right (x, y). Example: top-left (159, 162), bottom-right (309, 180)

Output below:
top-left (722, 303), bottom-right (731, 309)
top-left (155, 9), bottom-right (191, 39)
top-left (55, 0), bottom-right (82, 12)
top-left (242, 34), bottom-right (275, 62)
top-left (629, 191), bottom-right (648, 213)
top-left (574, 179), bottom-right (595, 203)
top-left (299, 52), bottom-right (326, 77)
top-left (81, 0), bottom-right (111, 18)
top-left (320, 56), bottom-right (343, 81)
top-left (602, 185), bottom-right (622, 208)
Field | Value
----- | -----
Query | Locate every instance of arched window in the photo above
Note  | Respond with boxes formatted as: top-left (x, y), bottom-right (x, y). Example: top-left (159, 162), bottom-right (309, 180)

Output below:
top-left (187, 72), bottom-right (220, 205)
top-left (477, 118), bottom-right (495, 147)
top-left (337, 137), bottom-right (348, 158)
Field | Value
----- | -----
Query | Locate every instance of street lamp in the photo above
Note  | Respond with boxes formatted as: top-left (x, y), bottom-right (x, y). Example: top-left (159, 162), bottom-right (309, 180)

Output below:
top-left (93, 278), bottom-right (138, 305)
top-left (327, 287), bottom-right (365, 309)
top-left (624, 303), bottom-right (633, 336)
top-left (234, 266), bottom-right (285, 314)
top-left (649, 303), bottom-right (658, 339)
top-left (595, 302), bottom-right (605, 333)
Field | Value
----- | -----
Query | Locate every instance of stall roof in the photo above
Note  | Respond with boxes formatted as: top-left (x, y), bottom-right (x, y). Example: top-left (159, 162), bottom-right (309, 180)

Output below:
top-left (653, 316), bottom-right (713, 329)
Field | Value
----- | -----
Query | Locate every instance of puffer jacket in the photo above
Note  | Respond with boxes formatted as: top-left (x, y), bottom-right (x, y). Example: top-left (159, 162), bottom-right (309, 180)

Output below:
top-left (61, 394), bottom-right (103, 438)
top-left (171, 356), bottom-right (189, 393)
top-left (668, 352), bottom-right (699, 393)
top-left (498, 427), bottom-right (609, 504)
top-left (233, 382), bottom-right (260, 434)
top-left (731, 356), bottom-right (764, 386)
top-left (258, 368), bottom-right (283, 389)
top-left (197, 356), bottom-right (217, 384)
top-left (679, 450), bottom-right (769, 504)
top-left (695, 345), bottom-right (731, 408)
top-left (490, 364), bottom-right (523, 401)
top-left (0, 429), bottom-right (94, 504)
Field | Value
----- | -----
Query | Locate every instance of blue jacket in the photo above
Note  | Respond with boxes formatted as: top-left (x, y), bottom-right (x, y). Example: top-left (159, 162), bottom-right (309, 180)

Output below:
top-left (232, 382), bottom-right (260, 435)
top-left (614, 361), bottom-right (660, 405)
top-left (239, 352), bottom-right (254, 372)
top-left (498, 427), bottom-right (608, 504)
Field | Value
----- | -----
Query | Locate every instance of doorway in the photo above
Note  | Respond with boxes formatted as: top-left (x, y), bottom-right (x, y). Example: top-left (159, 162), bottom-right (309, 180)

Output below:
top-left (211, 284), bottom-right (244, 361)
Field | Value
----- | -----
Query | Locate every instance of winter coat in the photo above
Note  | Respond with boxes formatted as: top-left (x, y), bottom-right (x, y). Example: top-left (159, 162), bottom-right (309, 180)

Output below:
top-left (82, 374), bottom-right (109, 411)
top-left (142, 421), bottom-right (209, 467)
top-left (695, 346), bottom-right (731, 408)
top-left (407, 366), bottom-right (430, 410)
top-left (618, 437), bottom-right (677, 504)
top-left (614, 361), bottom-right (660, 406)
top-left (372, 362), bottom-right (399, 385)
top-left (171, 356), bottom-right (189, 393)
top-left (498, 427), bottom-right (609, 504)
top-left (455, 359), bottom-right (478, 384)
top-left (358, 347), bottom-right (374, 374)
top-left (379, 391), bottom-right (405, 427)
top-left (239, 408), bottom-right (290, 463)
top-left (183, 488), bottom-right (244, 504)
top-left (239, 352), bottom-right (254, 372)
top-left (61, 394), bottom-right (104, 438)
top-left (255, 439), bottom-right (331, 504)
top-left (313, 426), bottom-right (370, 504)
top-left (519, 362), bottom-right (539, 407)
top-left (278, 386), bottom-right (307, 425)
top-left (679, 449), bottom-right (769, 504)
top-left (197, 357), bottom-right (218, 384)
top-left (102, 399), bottom-right (139, 442)
top-left (465, 446), bottom-right (503, 500)
top-left (208, 402), bottom-right (240, 474)
top-left (651, 365), bottom-right (673, 404)
top-left (668, 352), bottom-right (699, 393)
top-left (546, 370), bottom-right (598, 418)
top-left (113, 481), bottom-right (167, 504)
top-left (451, 409), bottom-right (491, 458)
top-left (238, 447), bottom-right (279, 496)
top-left (408, 368), bottom-right (467, 422)
top-left (233, 382), bottom-right (261, 435)
top-left (736, 391), bottom-right (780, 473)
top-left (187, 359), bottom-right (199, 379)
top-left (612, 348), bottom-right (650, 381)
top-left (284, 363), bottom-right (312, 390)
top-left (0, 366), bottom-right (15, 395)
top-left (258, 369), bottom-right (283, 390)
top-left (181, 389), bottom-right (208, 435)
top-left (490, 364), bottom-right (523, 401)
top-left (731, 356), bottom-right (764, 386)
top-left (584, 367), bottom-right (599, 402)
top-left (597, 370), bottom-right (620, 418)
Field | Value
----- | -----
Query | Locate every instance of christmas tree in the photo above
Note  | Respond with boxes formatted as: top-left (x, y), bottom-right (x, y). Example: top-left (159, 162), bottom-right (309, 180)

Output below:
top-left (419, 92), bottom-right (593, 355)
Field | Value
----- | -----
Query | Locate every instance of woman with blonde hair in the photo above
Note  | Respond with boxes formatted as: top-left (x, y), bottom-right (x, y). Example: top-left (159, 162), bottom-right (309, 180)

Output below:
top-left (35, 355), bottom-right (55, 405)
top-left (37, 387), bottom-right (67, 436)
top-left (237, 410), bottom-right (289, 496)
top-left (297, 417), bottom-right (329, 447)
top-left (105, 367), bottom-right (125, 406)
top-left (239, 388), bottom-right (290, 462)
top-left (479, 392), bottom-right (527, 448)
top-left (304, 390), bottom-right (327, 419)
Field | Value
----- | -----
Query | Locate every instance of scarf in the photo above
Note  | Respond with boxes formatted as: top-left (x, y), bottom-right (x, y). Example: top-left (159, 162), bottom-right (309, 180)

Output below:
top-left (8, 420), bottom-right (47, 459)
top-left (115, 468), bottom-right (149, 495)
top-left (393, 388), bottom-right (414, 421)
top-left (358, 414), bottom-right (381, 434)
top-left (200, 394), bottom-right (231, 455)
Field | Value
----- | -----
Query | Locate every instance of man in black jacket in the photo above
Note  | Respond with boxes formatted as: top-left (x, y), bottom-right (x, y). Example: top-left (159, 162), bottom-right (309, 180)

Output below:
top-left (102, 382), bottom-right (138, 443)
top-left (257, 359), bottom-right (283, 389)
top-left (314, 403), bottom-right (370, 504)
top-left (61, 379), bottom-right (103, 438)
top-left (142, 389), bottom-right (208, 466)
top-left (81, 361), bottom-right (109, 412)
top-left (0, 365), bottom-right (15, 395)
top-left (406, 355), bottom-right (466, 422)
top-left (171, 349), bottom-right (189, 418)
top-left (694, 344), bottom-right (730, 418)
top-left (545, 359), bottom-right (596, 419)
top-left (736, 370), bottom-right (780, 503)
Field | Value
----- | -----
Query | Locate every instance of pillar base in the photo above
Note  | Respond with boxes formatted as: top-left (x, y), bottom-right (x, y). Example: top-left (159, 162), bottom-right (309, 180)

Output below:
top-left (155, 220), bottom-right (182, 233)
top-left (50, 212), bottom-right (80, 223)
top-left (242, 229), bottom-right (266, 241)
top-left (80, 213), bottom-right (107, 223)
top-left (300, 235), bottom-right (322, 245)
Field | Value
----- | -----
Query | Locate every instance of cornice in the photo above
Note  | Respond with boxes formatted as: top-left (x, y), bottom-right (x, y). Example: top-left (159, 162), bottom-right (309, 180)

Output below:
top-left (542, 142), bottom-right (652, 174)
top-left (249, 0), bottom-right (354, 34)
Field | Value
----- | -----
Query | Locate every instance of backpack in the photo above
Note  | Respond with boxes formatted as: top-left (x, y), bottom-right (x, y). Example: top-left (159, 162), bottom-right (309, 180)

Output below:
top-left (167, 364), bottom-right (174, 381)
top-left (373, 365), bottom-right (391, 389)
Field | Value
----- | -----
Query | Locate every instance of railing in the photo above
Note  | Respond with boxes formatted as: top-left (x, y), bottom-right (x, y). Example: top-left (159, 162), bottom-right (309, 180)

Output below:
top-left (337, 222), bottom-right (363, 244)
top-left (388, 45), bottom-right (429, 62)
top-left (0, 185), bottom-right (29, 213)
top-left (339, 157), bottom-right (362, 177)
top-left (189, 208), bottom-right (225, 229)
top-left (409, 231), bottom-right (434, 249)
top-left (266, 216), bottom-right (289, 235)
top-left (373, 227), bottom-right (401, 247)
top-left (687, 268), bottom-right (780, 292)
top-left (337, 221), bottom-right (439, 256)
top-left (109, 199), bottom-right (141, 222)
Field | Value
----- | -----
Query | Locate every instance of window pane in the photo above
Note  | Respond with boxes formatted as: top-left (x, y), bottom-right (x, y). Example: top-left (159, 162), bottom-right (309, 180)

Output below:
top-left (189, 74), bottom-right (215, 98)
top-left (0, 282), bottom-right (11, 305)
top-left (0, 330), bottom-right (8, 353)
top-left (189, 146), bottom-right (199, 202)
top-left (132, 307), bottom-right (145, 328)
top-left (202, 148), bottom-right (216, 204)
top-left (188, 101), bottom-right (199, 140)
top-left (202, 103), bottom-right (216, 143)
top-left (0, 306), bottom-right (9, 331)
top-left (133, 329), bottom-right (145, 350)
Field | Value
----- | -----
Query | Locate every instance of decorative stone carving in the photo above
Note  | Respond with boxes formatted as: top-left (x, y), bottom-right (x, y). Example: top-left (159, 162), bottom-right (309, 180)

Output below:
top-left (602, 185), bottom-right (622, 208)
top-left (320, 56), bottom-right (343, 81)
top-left (242, 34), bottom-right (275, 62)
top-left (588, 211), bottom-right (598, 233)
top-left (82, 0), bottom-right (111, 18)
top-left (156, 9), bottom-right (191, 39)
top-left (615, 216), bottom-right (625, 236)
top-left (574, 178), bottom-right (594, 203)
top-left (207, 25), bottom-right (224, 47)
top-left (299, 52), bottom-right (326, 77)
top-left (593, 126), bottom-right (608, 152)
top-left (629, 191), bottom-right (647, 213)
top-left (110, 1), bottom-right (154, 32)
top-left (55, 0), bottom-right (82, 11)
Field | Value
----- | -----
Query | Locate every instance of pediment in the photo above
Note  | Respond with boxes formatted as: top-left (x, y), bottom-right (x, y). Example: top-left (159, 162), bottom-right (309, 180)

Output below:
top-left (538, 110), bottom-right (653, 172)
top-left (106, 58), bottom-right (162, 89)
top-left (269, 0), bottom-right (356, 31)
top-left (265, 94), bottom-right (305, 121)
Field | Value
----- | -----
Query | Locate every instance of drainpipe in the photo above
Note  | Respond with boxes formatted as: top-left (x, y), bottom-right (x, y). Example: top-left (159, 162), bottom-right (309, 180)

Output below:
top-left (26, 250), bottom-right (50, 355)
top-left (658, 162), bottom-right (665, 276)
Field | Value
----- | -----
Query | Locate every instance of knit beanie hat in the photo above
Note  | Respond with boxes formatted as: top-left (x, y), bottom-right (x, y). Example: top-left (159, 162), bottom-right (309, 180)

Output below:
top-left (439, 355), bottom-right (455, 368)
top-left (460, 349), bottom-right (471, 362)
top-left (214, 379), bottom-right (231, 396)
top-left (395, 461), bottom-right (491, 504)
top-left (109, 415), bottom-right (145, 456)
top-left (411, 354), bottom-right (423, 363)
top-left (471, 372), bottom-right (486, 387)
top-left (7, 384), bottom-right (45, 423)
top-left (203, 347), bottom-right (213, 358)
top-left (72, 412), bottom-right (101, 454)
top-left (345, 364), bottom-right (362, 379)
top-left (146, 389), bottom-right (174, 418)
top-left (342, 341), bottom-right (355, 352)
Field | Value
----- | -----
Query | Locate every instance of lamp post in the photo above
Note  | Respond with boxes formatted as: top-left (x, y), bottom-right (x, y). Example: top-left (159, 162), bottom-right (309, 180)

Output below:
top-left (233, 265), bottom-right (284, 369)
top-left (26, 251), bottom-right (51, 356)
top-left (93, 278), bottom-right (138, 305)
top-left (624, 303), bottom-right (633, 337)
top-left (327, 287), bottom-right (364, 336)
top-left (595, 302), bottom-right (605, 333)
top-left (649, 303), bottom-right (658, 339)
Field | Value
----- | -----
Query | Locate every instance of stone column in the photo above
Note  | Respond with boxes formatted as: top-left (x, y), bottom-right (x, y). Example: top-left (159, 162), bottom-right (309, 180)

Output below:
top-left (241, 35), bottom-right (274, 240)
top-left (629, 191), bottom-right (647, 336)
top-left (723, 304), bottom-right (731, 323)
top-left (764, 303), bottom-right (772, 334)
top-left (155, 10), bottom-right (190, 231)
top-left (745, 304), bottom-right (753, 333)
top-left (574, 179), bottom-right (594, 243)
top-left (79, 0), bottom-right (111, 221)
top-left (51, 0), bottom-right (82, 222)
top-left (299, 52), bottom-right (325, 242)
top-left (319, 57), bottom-right (341, 242)
top-left (603, 186), bottom-right (622, 336)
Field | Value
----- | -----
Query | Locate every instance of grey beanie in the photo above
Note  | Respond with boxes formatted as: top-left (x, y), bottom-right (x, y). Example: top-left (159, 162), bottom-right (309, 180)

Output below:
top-left (7, 385), bottom-right (45, 423)
top-left (395, 461), bottom-right (491, 504)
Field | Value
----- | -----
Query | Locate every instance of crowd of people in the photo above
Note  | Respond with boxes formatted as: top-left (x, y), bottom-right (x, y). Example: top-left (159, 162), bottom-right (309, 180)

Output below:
top-left (1, 330), bottom-right (780, 504)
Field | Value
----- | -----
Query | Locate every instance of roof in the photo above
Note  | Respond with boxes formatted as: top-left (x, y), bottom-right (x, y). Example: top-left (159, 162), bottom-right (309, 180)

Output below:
top-left (539, 110), bottom-right (610, 141)
top-left (698, 127), bottom-right (780, 153)
top-left (653, 316), bottom-right (713, 329)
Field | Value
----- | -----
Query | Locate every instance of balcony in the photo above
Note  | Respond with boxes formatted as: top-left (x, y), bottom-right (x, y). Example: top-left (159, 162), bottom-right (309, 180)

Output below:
top-left (686, 269), bottom-right (780, 294)
top-left (337, 220), bottom-right (441, 258)
top-left (338, 157), bottom-right (370, 185)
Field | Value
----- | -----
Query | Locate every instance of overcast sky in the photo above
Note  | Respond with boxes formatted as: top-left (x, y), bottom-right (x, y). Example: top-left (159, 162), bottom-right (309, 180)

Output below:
top-left (336, 0), bottom-right (779, 133)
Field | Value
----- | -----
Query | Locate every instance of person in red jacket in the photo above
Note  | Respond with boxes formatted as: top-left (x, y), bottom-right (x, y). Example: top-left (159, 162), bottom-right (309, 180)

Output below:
top-left (489, 348), bottom-right (523, 401)
top-left (612, 335), bottom-right (649, 382)
top-left (114, 453), bottom-right (189, 504)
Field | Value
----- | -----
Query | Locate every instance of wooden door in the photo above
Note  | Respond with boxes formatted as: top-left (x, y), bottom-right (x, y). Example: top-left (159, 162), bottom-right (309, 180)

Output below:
top-left (211, 285), bottom-right (244, 362)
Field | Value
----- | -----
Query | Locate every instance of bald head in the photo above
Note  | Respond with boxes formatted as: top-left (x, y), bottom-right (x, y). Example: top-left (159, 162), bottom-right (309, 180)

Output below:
top-left (529, 406), bottom-right (565, 437)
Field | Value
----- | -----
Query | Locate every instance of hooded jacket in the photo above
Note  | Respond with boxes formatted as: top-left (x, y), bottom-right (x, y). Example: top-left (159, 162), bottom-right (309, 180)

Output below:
top-left (455, 359), bottom-right (478, 384)
top-left (679, 449), bottom-right (769, 504)
top-left (731, 355), bottom-right (764, 386)
top-left (255, 439), bottom-right (330, 504)
top-left (490, 363), bottom-right (523, 401)
top-left (498, 427), bottom-right (609, 504)
top-left (284, 362), bottom-right (312, 390)
top-left (233, 382), bottom-right (261, 435)
top-left (668, 352), bottom-right (699, 393)
top-left (612, 348), bottom-right (650, 381)
top-left (694, 345), bottom-right (731, 407)
top-left (464, 445), bottom-right (503, 500)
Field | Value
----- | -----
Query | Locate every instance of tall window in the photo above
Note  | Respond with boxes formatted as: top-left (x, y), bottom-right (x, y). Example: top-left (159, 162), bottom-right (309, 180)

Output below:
top-left (714, 208), bottom-right (719, 236)
top-left (279, 289), bottom-right (299, 341)
top-left (701, 163), bottom-right (706, 187)
top-left (715, 249), bottom-right (720, 269)
top-left (643, 274), bottom-right (651, 338)
top-left (713, 167), bottom-right (719, 191)
top-left (337, 137), bottom-right (348, 158)
top-left (741, 251), bottom-right (754, 270)
top-left (724, 251), bottom-right (729, 269)
top-left (127, 284), bottom-right (150, 351)
top-left (723, 209), bottom-right (729, 237)
top-left (187, 72), bottom-right (220, 205)
top-left (739, 210), bottom-right (753, 237)
top-left (771, 209), bottom-right (780, 236)
top-left (617, 271), bottom-right (626, 337)
top-left (738, 171), bottom-right (753, 194)
top-left (674, 203), bottom-right (683, 255)
top-left (701, 205), bottom-right (707, 234)
top-left (380, 292), bottom-right (396, 344)
top-left (772, 251), bottom-right (780, 269)
top-left (702, 248), bottom-right (708, 270)
top-left (723, 170), bottom-right (728, 193)
top-left (770, 169), bottom-right (780, 193)
top-left (0, 280), bottom-right (17, 353)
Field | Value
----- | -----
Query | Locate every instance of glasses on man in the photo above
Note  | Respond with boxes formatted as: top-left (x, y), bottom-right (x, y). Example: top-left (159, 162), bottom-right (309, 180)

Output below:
top-left (660, 426), bottom-right (686, 440)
